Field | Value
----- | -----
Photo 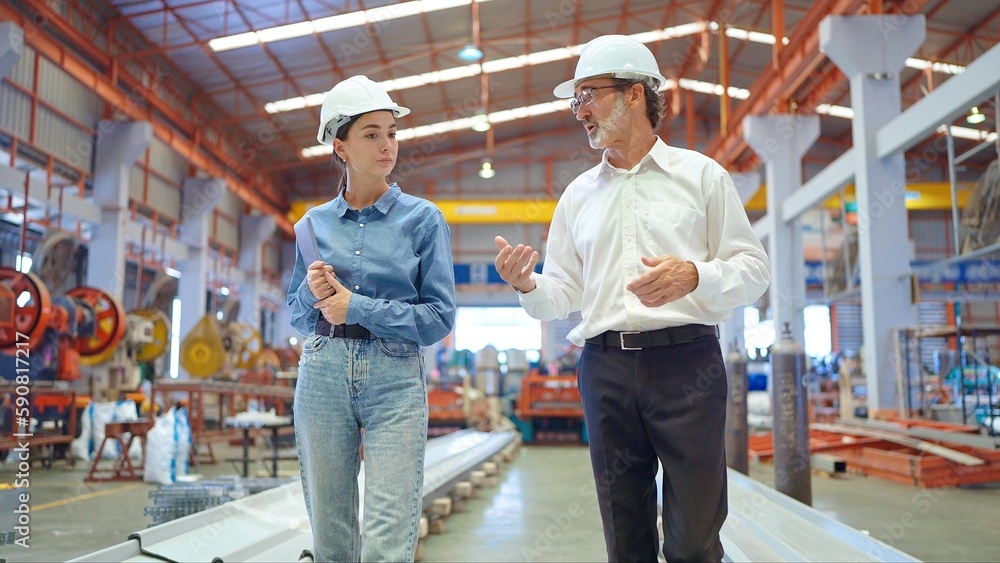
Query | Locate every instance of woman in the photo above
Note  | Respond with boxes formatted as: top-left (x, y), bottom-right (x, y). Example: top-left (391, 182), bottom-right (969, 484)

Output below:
top-left (287, 75), bottom-right (456, 562)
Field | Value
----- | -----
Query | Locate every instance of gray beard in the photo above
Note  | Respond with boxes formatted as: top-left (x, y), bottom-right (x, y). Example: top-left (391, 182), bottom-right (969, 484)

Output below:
top-left (587, 95), bottom-right (628, 149)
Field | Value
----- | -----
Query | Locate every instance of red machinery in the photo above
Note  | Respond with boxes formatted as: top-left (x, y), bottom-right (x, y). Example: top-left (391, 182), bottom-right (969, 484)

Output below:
top-left (515, 373), bottom-right (586, 442)
top-left (0, 268), bottom-right (126, 381)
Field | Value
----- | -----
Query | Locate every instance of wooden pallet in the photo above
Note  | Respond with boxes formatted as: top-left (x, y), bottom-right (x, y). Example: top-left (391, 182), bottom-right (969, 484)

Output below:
top-left (749, 427), bottom-right (1000, 488)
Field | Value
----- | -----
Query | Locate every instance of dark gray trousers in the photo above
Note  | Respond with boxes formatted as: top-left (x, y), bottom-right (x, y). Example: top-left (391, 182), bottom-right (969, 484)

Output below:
top-left (579, 334), bottom-right (727, 562)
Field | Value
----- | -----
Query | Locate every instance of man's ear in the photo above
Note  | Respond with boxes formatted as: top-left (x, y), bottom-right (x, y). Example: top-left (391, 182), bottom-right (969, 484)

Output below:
top-left (628, 82), bottom-right (645, 108)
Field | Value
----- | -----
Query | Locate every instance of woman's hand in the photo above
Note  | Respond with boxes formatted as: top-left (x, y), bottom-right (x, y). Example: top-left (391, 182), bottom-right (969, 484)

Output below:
top-left (307, 261), bottom-right (337, 300)
top-left (314, 271), bottom-right (352, 325)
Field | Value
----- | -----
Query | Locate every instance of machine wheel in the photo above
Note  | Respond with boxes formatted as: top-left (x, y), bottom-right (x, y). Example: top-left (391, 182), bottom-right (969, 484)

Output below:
top-left (0, 269), bottom-right (52, 352)
top-left (67, 286), bottom-right (126, 364)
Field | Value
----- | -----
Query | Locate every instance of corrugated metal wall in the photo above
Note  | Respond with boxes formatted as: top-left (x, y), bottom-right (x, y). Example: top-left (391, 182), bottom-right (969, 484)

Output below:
top-left (910, 210), bottom-right (952, 260)
top-left (0, 47), bottom-right (35, 143)
top-left (146, 138), bottom-right (185, 221)
top-left (35, 55), bottom-right (101, 172)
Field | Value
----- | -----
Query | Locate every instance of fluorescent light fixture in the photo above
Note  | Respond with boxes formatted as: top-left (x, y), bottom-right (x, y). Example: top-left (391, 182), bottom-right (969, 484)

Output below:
top-left (300, 81), bottom-right (748, 158)
top-left (471, 113), bottom-right (491, 131)
top-left (16, 291), bottom-right (30, 307)
top-left (458, 44), bottom-right (483, 61)
top-left (170, 297), bottom-right (181, 378)
top-left (967, 106), bottom-right (986, 124)
top-left (726, 26), bottom-right (961, 74)
top-left (210, 0), bottom-right (494, 52)
top-left (165, 266), bottom-right (181, 278)
top-left (938, 124), bottom-right (999, 142)
top-left (816, 104), bottom-right (855, 119)
top-left (903, 57), bottom-right (965, 76)
top-left (479, 161), bottom-right (495, 178)
top-left (268, 23), bottom-right (704, 114)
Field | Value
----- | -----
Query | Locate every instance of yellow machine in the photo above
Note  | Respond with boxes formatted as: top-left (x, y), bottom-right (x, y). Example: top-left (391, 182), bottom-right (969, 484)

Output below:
top-left (179, 300), bottom-right (262, 378)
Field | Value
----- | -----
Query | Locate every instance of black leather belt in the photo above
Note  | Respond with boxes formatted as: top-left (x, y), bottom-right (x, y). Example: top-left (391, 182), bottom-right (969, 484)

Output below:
top-left (315, 318), bottom-right (374, 339)
top-left (585, 324), bottom-right (718, 350)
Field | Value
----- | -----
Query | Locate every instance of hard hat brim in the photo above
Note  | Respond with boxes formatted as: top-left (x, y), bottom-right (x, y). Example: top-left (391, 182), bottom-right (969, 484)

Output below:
top-left (552, 71), bottom-right (667, 99)
top-left (317, 105), bottom-right (410, 146)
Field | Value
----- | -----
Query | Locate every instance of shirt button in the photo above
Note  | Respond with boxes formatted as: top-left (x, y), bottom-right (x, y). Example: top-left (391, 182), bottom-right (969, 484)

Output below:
top-left (626, 203), bottom-right (632, 209)
top-left (355, 250), bottom-right (361, 255)
top-left (626, 236), bottom-right (632, 243)
top-left (627, 173), bottom-right (634, 179)
top-left (354, 285), bottom-right (360, 290)
top-left (630, 324), bottom-right (639, 330)
top-left (627, 270), bottom-right (634, 277)
top-left (359, 223), bottom-right (365, 227)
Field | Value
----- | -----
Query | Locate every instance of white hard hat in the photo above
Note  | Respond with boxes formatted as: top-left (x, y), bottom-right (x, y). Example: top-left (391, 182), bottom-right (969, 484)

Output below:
top-left (553, 35), bottom-right (667, 98)
top-left (316, 75), bottom-right (410, 145)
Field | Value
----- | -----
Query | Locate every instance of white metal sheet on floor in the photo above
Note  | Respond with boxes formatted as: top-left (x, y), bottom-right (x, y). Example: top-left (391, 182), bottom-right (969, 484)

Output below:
top-left (70, 430), bottom-right (518, 563)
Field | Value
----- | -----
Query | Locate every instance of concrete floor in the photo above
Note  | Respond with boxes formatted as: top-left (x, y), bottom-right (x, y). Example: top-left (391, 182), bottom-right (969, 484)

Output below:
top-left (1, 442), bottom-right (997, 562)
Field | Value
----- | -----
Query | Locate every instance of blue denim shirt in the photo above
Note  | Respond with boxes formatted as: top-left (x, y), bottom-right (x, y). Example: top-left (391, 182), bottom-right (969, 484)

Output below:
top-left (287, 184), bottom-right (456, 346)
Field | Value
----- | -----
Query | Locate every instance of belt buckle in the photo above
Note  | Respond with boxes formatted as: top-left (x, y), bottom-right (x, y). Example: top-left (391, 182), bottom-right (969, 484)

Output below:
top-left (619, 331), bottom-right (642, 351)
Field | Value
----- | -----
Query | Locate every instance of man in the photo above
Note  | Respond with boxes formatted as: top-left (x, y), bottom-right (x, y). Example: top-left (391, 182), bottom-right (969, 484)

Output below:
top-left (494, 35), bottom-right (770, 562)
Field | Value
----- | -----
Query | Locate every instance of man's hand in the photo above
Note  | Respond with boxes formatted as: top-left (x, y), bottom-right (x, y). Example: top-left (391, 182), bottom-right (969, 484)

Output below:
top-left (313, 271), bottom-right (352, 325)
top-left (494, 236), bottom-right (538, 293)
top-left (627, 254), bottom-right (699, 307)
top-left (307, 261), bottom-right (337, 300)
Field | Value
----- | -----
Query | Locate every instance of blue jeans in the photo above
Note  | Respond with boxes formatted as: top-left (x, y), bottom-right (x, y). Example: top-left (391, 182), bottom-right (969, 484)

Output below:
top-left (295, 333), bottom-right (428, 562)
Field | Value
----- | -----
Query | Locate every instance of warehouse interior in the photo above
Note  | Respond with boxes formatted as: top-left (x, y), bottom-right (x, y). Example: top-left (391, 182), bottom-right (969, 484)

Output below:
top-left (0, 0), bottom-right (999, 561)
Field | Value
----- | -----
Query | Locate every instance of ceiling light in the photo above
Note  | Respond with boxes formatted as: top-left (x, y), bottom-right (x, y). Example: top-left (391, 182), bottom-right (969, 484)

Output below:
top-left (471, 113), bottom-right (491, 131)
top-left (458, 44), bottom-right (483, 61)
top-left (267, 23), bottom-right (704, 113)
top-left (210, 0), bottom-right (496, 52)
top-left (479, 161), bottom-right (495, 179)
top-left (967, 106), bottom-right (986, 124)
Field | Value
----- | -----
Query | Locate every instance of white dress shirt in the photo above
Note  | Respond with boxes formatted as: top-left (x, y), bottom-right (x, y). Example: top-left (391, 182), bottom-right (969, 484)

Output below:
top-left (519, 137), bottom-right (770, 346)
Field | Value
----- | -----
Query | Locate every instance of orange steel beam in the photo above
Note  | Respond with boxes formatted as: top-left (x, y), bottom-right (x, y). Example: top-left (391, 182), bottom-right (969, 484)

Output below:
top-left (417, 4), bottom-right (451, 121)
top-left (772, 0), bottom-right (784, 70)
top-left (707, 0), bottom-right (866, 169)
top-left (719, 26), bottom-right (729, 136)
top-left (1, 2), bottom-right (293, 234)
top-left (676, 0), bottom-right (726, 81)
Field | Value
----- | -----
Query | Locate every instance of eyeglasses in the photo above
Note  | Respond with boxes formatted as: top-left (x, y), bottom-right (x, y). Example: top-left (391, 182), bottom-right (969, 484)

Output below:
top-left (569, 85), bottom-right (624, 113)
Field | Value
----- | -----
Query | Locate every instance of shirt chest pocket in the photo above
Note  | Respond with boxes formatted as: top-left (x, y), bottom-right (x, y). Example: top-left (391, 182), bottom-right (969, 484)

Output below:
top-left (641, 203), bottom-right (698, 258)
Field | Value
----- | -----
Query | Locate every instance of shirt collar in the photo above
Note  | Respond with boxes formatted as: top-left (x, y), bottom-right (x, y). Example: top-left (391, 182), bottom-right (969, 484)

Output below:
top-left (331, 183), bottom-right (402, 217)
top-left (596, 137), bottom-right (672, 180)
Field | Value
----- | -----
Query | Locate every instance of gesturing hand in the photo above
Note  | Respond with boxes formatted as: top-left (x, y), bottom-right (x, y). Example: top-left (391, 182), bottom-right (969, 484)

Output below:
top-left (307, 261), bottom-right (337, 300)
top-left (313, 271), bottom-right (352, 325)
top-left (626, 254), bottom-right (699, 307)
top-left (494, 236), bottom-right (538, 293)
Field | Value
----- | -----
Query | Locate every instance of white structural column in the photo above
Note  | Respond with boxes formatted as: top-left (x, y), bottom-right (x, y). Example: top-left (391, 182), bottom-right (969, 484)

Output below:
top-left (0, 22), bottom-right (23, 78)
top-left (744, 115), bottom-right (819, 347)
top-left (237, 215), bottom-right (277, 332)
top-left (720, 172), bottom-right (760, 351)
top-left (87, 121), bottom-right (153, 295)
top-left (821, 15), bottom-right (923, 415)
top-left (178, 178), bottom-right (225, 378)
top-left (274, 241), bottom-right (298, 345)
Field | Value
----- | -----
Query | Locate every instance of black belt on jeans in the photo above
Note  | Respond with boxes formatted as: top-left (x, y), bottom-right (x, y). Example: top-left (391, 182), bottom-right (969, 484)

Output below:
top-left (315, 317), bottom-right (374, 339)
top-left (585, 324), bottom-right (718, 350)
